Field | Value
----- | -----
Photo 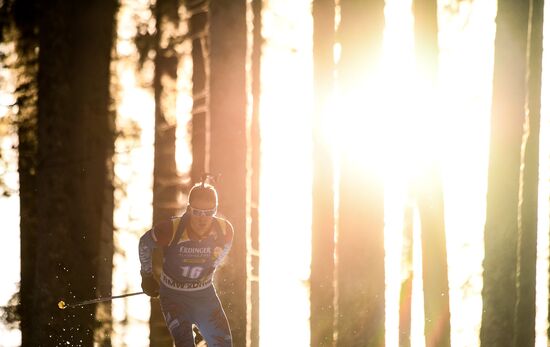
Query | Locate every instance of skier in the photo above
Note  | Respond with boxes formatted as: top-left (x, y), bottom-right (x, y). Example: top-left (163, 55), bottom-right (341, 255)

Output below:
top-left (138, 180), bottom-right (233, 347)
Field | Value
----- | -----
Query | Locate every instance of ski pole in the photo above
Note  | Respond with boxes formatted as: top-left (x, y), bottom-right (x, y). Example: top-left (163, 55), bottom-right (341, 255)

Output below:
top-left (58, 291), bottom-right (145, 310)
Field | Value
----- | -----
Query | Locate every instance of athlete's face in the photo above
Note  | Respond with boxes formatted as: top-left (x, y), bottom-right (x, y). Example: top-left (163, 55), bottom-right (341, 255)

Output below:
top-left (189, 198), bottom-right (217, 236)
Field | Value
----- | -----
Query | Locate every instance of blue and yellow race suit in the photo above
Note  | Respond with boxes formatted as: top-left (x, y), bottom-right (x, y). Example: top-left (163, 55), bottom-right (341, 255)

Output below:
top-left (139, 213), bottom-right (233, 347)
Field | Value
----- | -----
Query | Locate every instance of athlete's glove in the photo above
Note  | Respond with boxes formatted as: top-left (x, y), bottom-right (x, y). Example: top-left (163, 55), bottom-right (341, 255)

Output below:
top-left (141, 272), bottom-right (159, 297)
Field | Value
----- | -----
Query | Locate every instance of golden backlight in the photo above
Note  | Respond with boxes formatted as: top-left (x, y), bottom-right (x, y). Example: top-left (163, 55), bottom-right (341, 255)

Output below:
top-left (0, 0), bottom-right (549, 347)
top-left (107, 0), bottom-right (550, 347)
top-left (259, 1), bottom-right (550, 347)
top-left (258, 1), bottom-right (313, 345)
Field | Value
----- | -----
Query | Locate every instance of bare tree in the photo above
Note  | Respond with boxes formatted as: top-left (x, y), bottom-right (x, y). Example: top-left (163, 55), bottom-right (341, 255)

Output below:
top-left (32, 0), bottom-right (117, 345)
top-left (337, 0), bottom-right (385, 346)
top-left (185, 0), bottom-right (209, 183)
top-left (150, 0), bottom-right (183, 345)
top-left (311, 0), bottom-right (336, 346)
top-left (208, 0), bottom-right (249, 345)
top-left (412, 0), bottom-right (452, 345)
top-left (399, 197), bottom-right (414, 347)
top-left (515, 0), bottom-right (544, 346)
top-left (249, 0), bottom-right (262, 345)
top-left (480, 0), bottom-right (530, 345)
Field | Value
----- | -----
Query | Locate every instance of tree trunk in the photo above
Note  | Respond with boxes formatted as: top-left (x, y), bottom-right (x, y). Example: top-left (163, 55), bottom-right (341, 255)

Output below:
top-left (480, 0), bottom-right (530, 345)
top-left (337, 1), bottom-right (385, 346)
top-left (412, 0), bottom-right (438, 83)
top-left (208, 1), bottom-right (248, 346)
top-left (412, 0), bottom-right (451, 345)
top-left (515, 0), bottom-right (544, 346)
top-left (186, 0), bottom-right (208, 183)
top-left (249, 0), bottom-right (262, 345)
top-left (311, 0), bottom-right (336, 346)
top-left (399, 198), bottom-right (414, 347)
top-left (184, 3), bottom-right (209, 341)
top-left (150, 0), bottom-right (181, 346)
top-left (416, 172), bottom-right (450, 347)
top-left (33, 0), bottom-right (117, 345)
top-left (95, 156), bottom-right (114, 347)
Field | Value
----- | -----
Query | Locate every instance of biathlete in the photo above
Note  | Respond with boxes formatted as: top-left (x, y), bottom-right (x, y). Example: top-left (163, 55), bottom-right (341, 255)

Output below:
top-left (138, 181), bottom-right (233, 347)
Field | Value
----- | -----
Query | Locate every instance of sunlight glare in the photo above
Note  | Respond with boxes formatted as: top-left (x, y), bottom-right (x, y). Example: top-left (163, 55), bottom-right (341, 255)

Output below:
top-left (0, 43), bottom-right (21, 347)
top-left (112, 1), bottom-right (156, 345)
top-left (259, 1), bottom-right (313, 346)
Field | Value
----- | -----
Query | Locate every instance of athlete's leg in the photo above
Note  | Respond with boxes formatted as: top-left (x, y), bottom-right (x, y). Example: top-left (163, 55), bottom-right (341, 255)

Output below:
top-left (194, 288), bottom-right (232, 347)
top-left (165, 313), bottom-right (196, 347)
top-left (200, 304), bottom-right (232, 347)
top-left (160, 290), bottom-right (196, 347)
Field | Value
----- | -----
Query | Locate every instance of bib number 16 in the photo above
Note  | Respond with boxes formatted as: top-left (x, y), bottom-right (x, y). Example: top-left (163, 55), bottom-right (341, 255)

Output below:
top-left (181, 266), bottom-right (203, 279)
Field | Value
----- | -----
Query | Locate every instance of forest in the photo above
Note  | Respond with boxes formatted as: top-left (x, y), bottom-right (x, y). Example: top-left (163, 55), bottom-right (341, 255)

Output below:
top-left (0, 0), bottom-right (549, 346)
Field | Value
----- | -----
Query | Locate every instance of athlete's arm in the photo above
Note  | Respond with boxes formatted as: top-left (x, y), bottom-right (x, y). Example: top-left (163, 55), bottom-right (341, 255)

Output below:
top-left (138, 220), bottom-right (175, 274)
top-left (212, 220), bottom-right (234, 267)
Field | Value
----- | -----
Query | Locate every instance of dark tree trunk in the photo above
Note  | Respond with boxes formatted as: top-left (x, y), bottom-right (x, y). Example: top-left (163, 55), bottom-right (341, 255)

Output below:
top-left (337, 1), bottom-right (385, 346)
top-left (515, 0), bottom-right (544, 346)
top-left (311, 0), bottom-right (335, 346)
top-left (17, 55), bottom-right (39, 347)
top-left (412, 0), bottom-right (451, 345)
top-left (33, 0), bottom-right (117, 345)
top-left (150, 0), bottom-right (181, 346)
top-left (480, 0), bottom-right (530, 345)
top-left (95, 156), bottom-right (115, 347)
top-left (186, 0), bottom-right (208, 183)
top-left (412, 0), bottom-right (438, 82)
top-left (183, 3), bottom-right (209, 342)
top-left (249, 0), bottom-right (262, 345)
top-left (416, 172), bottom-right (451, 347)
top-left (208, 0), bottom-right (248, 346)
top-left (337, 168), bottom-right (385, 347)
top-left (94, 73), bottom-right (115, 345)
top-left (96, 9), bottom-right (117, 343)
top-left (399, 198), bottom-right (414, 347)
